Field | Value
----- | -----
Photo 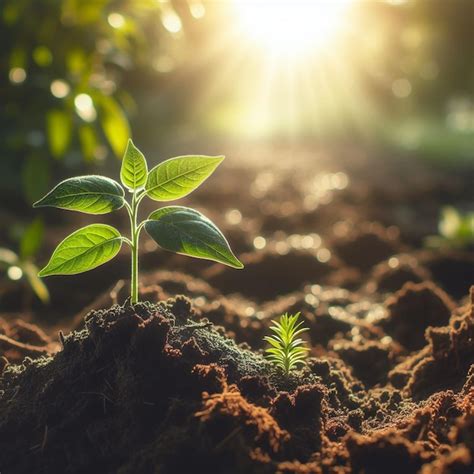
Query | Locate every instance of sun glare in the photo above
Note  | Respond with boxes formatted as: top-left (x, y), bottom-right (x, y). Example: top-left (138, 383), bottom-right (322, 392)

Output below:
top-left (193, 0), bottom-right (362, 140)
top-left (233, 0), bottom-right (353, 57)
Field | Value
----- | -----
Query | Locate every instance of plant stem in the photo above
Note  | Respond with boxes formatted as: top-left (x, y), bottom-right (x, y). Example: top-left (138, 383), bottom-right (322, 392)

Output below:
top-left (130, 191), bottom-right (139, 304)
top-left (284, 345), bottom-right (290, 376)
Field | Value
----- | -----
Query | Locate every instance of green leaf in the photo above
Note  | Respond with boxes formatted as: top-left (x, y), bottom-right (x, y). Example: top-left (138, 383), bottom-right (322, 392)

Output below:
top-left (46, 108), bottom-right (72, 158)
top-left (20, 217), bottom-right (44, 260)
top-left (66, 48), bottom-right (88, 74)
top-left (120, 139), bottom-right (148, 190)
top-left (145, 155), bottom-right (224, 201)
top-left (22, 155), bottom-right (51, 204)
top-left (264, 312), bottom-right (309, 374)
top-left (33, 176), bottom-right (125, 214)
top-left (144, 206), bottom-right (243, 268)
top-left (79, 124), bottom-right (98, 162)
top-left (0, 247), bottom-right (18, 267)
top-left (439, 207), bottom-right (461, 240)
top-left (23, 261), bottom-right (50, 303)
top-left (100, 96), bottom-right (130, 158)
top-left (33, 46), bottom-right (53, 67)
top-left (9, 46), bottom-right (26, 69)
top-left (38, 224), bottom-right (123, 277)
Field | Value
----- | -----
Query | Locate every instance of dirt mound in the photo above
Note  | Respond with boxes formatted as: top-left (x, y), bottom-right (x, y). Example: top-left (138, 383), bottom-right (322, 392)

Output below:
top-left (367, 255), bottom-right (432, 294)
top-left (0, 289), bottom-right (473, 474)
top-left (332, 224), bottom-right (401, 272)
top-left (381, 281), bottom-right (455, 351)
top-left (420, 252), bottom-right (474, 300)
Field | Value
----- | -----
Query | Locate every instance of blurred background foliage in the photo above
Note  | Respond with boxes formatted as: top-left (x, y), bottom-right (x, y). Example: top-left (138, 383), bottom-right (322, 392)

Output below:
top-left (1, 0), bottom-right (166, 205)
top-left (0, 0), bottom-right (473, 303)
top-left (1, 0), bottom-right (473, 204)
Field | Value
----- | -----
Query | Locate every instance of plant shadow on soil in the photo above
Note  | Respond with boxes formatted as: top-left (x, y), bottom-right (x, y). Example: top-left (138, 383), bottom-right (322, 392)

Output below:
top-left (0, 146), bottom-right (473, 473)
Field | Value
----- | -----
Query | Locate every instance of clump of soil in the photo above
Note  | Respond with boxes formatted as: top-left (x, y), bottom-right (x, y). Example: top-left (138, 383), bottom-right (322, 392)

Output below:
top-left (332, 224), bottom-right (402, 272)
top-left (381, 281), bottom-right (455, 351)
top-left (0, 288), bottom-right (473, 473)
top-left (366, 255), bottom-right (432, 294)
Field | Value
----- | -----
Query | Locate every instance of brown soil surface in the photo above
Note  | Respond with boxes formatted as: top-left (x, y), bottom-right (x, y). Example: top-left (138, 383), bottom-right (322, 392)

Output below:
top-left (0, 145), bottom-right (473, 473)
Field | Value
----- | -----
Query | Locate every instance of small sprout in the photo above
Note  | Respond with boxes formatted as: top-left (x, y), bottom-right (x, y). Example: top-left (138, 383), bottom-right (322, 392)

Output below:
top-left (0, 218), bottom-right (50, 304)
top-left (264, 312), bottom-right (309, 375)
top-left (34, 139), bottom-right (243, 304)
top-left (425, 206), bottom-right (474, 249)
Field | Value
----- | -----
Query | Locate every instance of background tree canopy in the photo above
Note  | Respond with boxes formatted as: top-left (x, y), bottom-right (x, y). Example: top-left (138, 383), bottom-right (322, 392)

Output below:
top-left (0, 0), bottom-right (473, 210)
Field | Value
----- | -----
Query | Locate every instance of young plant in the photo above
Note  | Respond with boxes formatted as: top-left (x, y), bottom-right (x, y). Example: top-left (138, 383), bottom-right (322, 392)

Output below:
top-left (0, 217), bottom-right (49, 304)
top-left (264, 312), bottom-right (309, 375)
top-left (425, 206), bottom-right (474, 249)
top-left (34, 139), bottom-right (243, 303)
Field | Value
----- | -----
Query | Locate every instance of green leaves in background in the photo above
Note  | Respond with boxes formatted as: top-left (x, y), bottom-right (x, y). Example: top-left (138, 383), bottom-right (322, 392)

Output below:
top-left (439, 206), bottom-right (474, 242)
top-left (145, 155), bottom-right (224, 201)
top-left (120, 139), bottom-right (148, 190)
top-left (425, 206), bottom-right (474, 250)
top-left (20, 217), bottom-right (44, 260)
top-left (33, 175), bottom-right (125, 214)
top-left (22, 155), bottom-right (51, 204)
top-left (79, 125), bottom-right (98, 162)
top-left (0, 250), bottom-right (50, 304)
top-left (144, 206), bottom-right (243, 268)
top-left (23, 261), bottom-right (50, 303)
top-left (0, 218), bottom-right (50, 303)
top-left (38, 224), bottom-right (123, 276)
top-left (100, 96), bottom-right (130, 158)
top-left (46, 109), bottom-right (72, 159)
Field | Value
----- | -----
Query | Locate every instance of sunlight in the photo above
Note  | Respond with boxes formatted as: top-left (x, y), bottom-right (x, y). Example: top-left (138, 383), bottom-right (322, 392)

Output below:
top-left (190, 0), bottom-right (368, 141)
top-left (233, 0), bottom-right (353, 58)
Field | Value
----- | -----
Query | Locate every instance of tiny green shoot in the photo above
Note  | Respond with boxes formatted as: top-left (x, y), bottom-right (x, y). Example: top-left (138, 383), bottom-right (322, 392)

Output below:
top-left (425, 206), bottom-right (474, 249)
top-left (34, 139), bottom-right (243, 304)
top-left (264, 312), bottom-right (309, 375)
top-left (0, 218), bottom-right (50, 304)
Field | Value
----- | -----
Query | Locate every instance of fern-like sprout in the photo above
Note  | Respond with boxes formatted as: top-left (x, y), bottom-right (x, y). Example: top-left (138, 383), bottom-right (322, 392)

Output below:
top-left (264, 312), bottom-right (309, 375)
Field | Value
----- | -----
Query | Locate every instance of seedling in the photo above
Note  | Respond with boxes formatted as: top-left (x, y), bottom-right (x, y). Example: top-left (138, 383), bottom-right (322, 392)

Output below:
top-left (34, 139), bottom-right (243, 303)
top-left (264, 312), bottom-right (309, 375)
top-left (0, 218), bottom-right (49, 304)
top-left (425, 206), bottom-right (474, 249)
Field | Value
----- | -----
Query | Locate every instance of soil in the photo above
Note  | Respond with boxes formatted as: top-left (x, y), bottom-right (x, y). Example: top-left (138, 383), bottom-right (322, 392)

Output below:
top-left (0, 143), bottom-right (473, 473)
